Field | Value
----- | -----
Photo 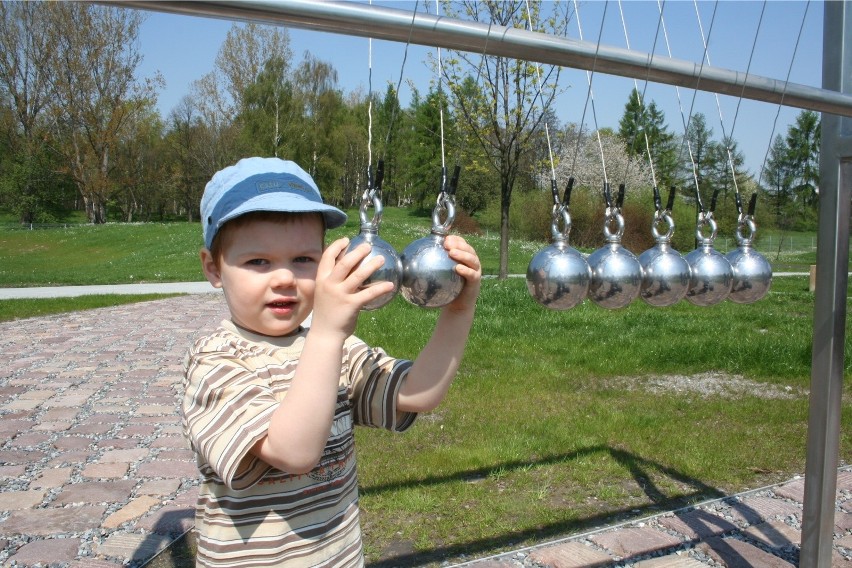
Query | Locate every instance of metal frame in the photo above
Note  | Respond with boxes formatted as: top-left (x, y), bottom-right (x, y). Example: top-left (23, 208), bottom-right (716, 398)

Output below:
top-left (801, 3), bottom-right (851, 567)
top-left (110, 2), bottom-right (849, 565)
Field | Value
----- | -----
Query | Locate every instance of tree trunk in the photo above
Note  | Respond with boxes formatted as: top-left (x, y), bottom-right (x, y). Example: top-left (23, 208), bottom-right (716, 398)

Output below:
top-left (499, 179), bottom-right (511, 279)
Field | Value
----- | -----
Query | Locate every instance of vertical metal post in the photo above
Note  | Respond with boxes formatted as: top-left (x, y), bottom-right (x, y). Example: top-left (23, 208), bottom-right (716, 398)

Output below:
top-left (801, 2), bottom-right (852, 567)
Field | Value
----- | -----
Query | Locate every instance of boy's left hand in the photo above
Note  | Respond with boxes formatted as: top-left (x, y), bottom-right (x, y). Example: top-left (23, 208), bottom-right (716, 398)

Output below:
top-left (444, 234), bottom-right (482, 314)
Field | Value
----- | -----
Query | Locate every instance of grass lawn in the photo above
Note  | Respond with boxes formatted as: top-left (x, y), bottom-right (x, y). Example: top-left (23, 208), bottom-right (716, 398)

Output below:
top-left (0, 212), bottom-right (847, 566)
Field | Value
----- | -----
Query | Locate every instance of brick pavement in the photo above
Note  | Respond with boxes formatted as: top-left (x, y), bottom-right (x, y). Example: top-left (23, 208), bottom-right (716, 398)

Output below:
top-left (1, 293), bottom-right (851, 567)
top-left (0, 294), bottom-right (228, 567)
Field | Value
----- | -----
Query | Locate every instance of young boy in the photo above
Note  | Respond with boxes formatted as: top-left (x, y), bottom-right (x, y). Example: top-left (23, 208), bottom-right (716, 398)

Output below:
top-left (183, 157), bottom-right (481, 567)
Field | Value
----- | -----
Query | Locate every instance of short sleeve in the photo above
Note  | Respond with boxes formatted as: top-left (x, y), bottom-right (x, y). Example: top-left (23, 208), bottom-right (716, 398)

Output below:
top-left (183, 348), bottom-right (279, 490)
top-left (344, 338), bottom-right (417, 432)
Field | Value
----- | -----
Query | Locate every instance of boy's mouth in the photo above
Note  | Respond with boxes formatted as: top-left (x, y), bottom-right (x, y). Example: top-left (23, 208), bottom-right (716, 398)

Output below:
top-left (267, 299), bottom-right (295, 311)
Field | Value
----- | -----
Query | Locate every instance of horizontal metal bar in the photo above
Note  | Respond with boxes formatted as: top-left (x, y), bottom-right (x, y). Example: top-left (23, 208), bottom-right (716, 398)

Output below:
top-left (111, 0), bottom-right (852, 118)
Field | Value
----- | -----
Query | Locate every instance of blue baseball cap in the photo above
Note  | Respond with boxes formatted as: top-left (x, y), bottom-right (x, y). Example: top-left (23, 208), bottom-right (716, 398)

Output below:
top-left (201, 157), bottom-right (347, 249)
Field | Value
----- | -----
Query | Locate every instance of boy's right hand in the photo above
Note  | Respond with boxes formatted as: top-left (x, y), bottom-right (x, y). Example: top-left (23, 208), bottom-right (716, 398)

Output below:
top-left (310, 237), bottom-right (394, 341)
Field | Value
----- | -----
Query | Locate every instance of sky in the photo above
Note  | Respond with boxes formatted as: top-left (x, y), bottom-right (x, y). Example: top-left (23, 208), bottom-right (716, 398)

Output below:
top-left (133, 1), bottom-right (824, 183)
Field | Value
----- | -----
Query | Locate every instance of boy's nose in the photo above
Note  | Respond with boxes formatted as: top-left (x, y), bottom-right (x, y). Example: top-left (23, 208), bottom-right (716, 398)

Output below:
top-left (270, 266), bottom-right (296, 288)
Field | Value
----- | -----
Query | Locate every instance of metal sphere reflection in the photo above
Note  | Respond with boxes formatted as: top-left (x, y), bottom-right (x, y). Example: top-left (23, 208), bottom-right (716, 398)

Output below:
top-left (684, 244), bottom-right (733, 306)
top-left (638, 214), bottom-right (690, 307)
top-left (588, 243), bottom-right (643, 309)
top-left (726, 219), bottom-right (772, 304)
top-left (346, 227), bottom-right (402, 310)
top-left (400, 231), bottom-right (463, 308)
top-left (527, 240), bottom-right (590, 310)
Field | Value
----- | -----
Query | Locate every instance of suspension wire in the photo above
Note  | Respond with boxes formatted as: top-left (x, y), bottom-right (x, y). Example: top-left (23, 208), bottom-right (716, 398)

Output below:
top-left (448, 11), bottom-right (491, 171)
top-left (367, 33), bottom-right (373, 174)
top-left (435, 0), bottom-right (447, 174)
top-left (657, 0), bottom-right (706, 212)
top-left (756, 1), bottom-right (811, 189)
top-left (571, 0), bottom-right (609, 187)
top-left (523, 0), bottom-right (557, 188)
top-left (616, 0), bottom-right (664, 190)
top-left (382, 0), bottom-right (419, 154)
top-left (693, 0), bottom-right (764, 213)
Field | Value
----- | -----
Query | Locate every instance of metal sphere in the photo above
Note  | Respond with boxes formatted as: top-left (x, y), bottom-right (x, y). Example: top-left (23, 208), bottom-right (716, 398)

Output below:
top-left (684, 243), bottom-right (733, 306)
top-left (726, 245), bottom-right (772, 304)
top-left (400, 232), bottom-right (463, 308)
top-left (587, 242), bottom-right (643, 309)
top-left (638, 242), bottom-right (691, 307)
top-left (346, 228), bottom-right (402, 311)
top-left (526, 240), bottom-right (591, 310)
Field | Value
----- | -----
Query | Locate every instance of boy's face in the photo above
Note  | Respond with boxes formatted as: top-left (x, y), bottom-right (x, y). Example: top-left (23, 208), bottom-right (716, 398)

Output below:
top-left (201, 215), bottom-right (324, 337)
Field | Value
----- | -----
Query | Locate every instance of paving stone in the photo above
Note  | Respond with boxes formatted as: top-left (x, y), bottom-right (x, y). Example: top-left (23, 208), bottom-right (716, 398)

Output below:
top-left (96, 437), bottom-right (140, 450)
top-left (31, 466), bottom-right (73, 490)
top-left (135, 504), bottom-right (195, 535)
top-left (0, 505), bottom-right (106, 536)
top-left (0, 489), bottom-right (46, 510)
top-left (98, 447), bottom-right (149, 464)
top-left (697, 536), bottom-right (795, 568)
top-left (658, 509), bottom-right (739, 539)
top-left (837, 471), bottom-right (852, 492)
top-left (82, 462), bottom-right (130, 479)
top-left (739, 496), bottom-right (802, 522)
top-left (103, 495), bottom-right (161, 529)
top-left (0, 465), bottom-right (27, 478)
top-left (95, 531), bottom-right (174, 562)
top-left (528, 541), bottom-right (613, 567)
top-left (721, 501), bottom-right (765, 526)
top-left (119, 424), bottom-right (157, 437)
top-left (53, 436), bottom-right (92, 451)
top-left (0, 448), bottom-right (47, 465)
top-left (634, 553), bottom-right (712, 568)
top-left (773, 479), bottom-right (805, 503)
top-left (836, 511), bottom-right (852, 532)
top-left (53, 479), bottom-right (135, 506)
top-left (151, 435), bottom-right (190, 449)
top-left (33, 419), bottom-right (73, 432)
top-left (11, 430), bottom-right (53, 446)
top-left (7, 537), bottom-right (81, 564)
top-left (138, 478), bottom-right (182, 496)
top-left (136, 459), bottom-right (200, 479)
top-left (590, 527), bottom-right (682, 558)
top-left (743, 520), bottom-right (801, 548)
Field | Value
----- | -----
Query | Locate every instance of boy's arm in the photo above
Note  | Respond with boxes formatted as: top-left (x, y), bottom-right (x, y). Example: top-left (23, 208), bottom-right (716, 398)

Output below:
top-left (252, 239), bottom-right (395, 475)
top-left (397, 235), bottom-right (481, 413)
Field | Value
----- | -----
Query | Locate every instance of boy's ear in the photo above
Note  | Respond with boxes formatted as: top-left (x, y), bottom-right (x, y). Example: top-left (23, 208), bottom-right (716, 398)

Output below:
top-left (200, 249), bottom-right (223, 289)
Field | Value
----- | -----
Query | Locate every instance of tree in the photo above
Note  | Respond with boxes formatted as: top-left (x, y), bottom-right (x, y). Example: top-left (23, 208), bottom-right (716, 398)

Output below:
top-left (216, 23), bottom-right (292, 116)
top-left (45, 2), bottom-right (161, 223)
top-left (786, 109), bottom-right (820, 206)
top-left (617, 88), bottom-right (678, 190)
top-left (442, 0), bottom-right (569, 278)
top-left (762, 134), bottom-right (795, 226)
top-left (0, 1), bottom-right (72, 223)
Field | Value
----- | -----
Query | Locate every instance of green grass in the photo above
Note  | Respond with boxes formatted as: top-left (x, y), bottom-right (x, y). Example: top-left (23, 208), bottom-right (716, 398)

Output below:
top-left (1, 210), bottom-right (847, 567)
top-left (0, 294), bottom-right (181, 322)
top-left (349, 275), bottom-right (851, 564)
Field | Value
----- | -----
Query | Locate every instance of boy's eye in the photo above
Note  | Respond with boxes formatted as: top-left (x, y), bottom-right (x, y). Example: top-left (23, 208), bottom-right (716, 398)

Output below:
top-left (246, 258), bottom-right (269, 266)
top-left (294, 256), bottom-right (316, 264)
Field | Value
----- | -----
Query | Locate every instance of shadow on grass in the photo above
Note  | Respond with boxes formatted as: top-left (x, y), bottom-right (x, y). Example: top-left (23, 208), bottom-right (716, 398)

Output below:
top-left (363, 444), bottom-right (731, 567)
top-left (143, 444), bottom-right (786, 567)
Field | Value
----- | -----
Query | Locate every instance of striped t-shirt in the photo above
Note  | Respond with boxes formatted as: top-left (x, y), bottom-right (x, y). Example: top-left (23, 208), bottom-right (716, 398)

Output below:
top-left (183, 320), bottom-right (417, 567)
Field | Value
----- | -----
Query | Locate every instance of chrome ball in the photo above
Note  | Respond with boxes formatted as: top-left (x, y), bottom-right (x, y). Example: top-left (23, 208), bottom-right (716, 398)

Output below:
top-left (526, 240), bottom-right (590, 310)
top-left (726, 246), bottom-right (772, 304)
top-left (638, 243), bottom-right (691, 307)
top-left (346, 228), bottom-right (402, 311)
top-left (587, 242), bottom-right (642, 309)
top-left (400, 232), bottom-right (463, 308)
top-left (684, 243), bottom-right (733, 306)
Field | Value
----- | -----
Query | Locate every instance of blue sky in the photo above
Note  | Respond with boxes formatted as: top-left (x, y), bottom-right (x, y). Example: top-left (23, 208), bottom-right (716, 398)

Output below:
top-left (135, 1), bottom-right (823, 180)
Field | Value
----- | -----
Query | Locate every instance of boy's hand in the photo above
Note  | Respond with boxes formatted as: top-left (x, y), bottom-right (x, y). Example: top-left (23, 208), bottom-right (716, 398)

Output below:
top-left (443, 234), bottom-right (482, 314)
top-left (311, 237), bottom-right (395, 340)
